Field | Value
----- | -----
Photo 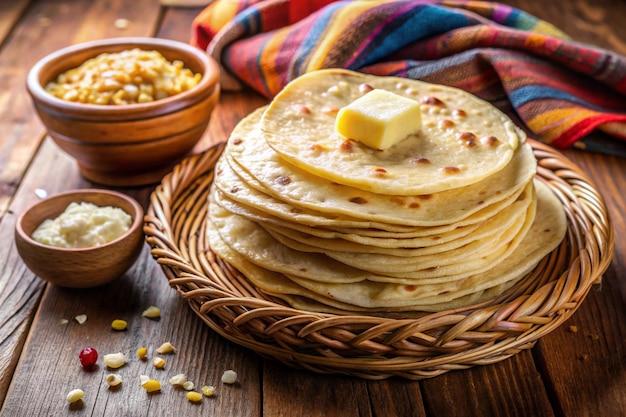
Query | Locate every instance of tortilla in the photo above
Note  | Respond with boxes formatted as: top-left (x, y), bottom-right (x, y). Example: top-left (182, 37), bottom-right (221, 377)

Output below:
top-left (227, 106), bottom-right (536, 227)
top-left (204, 70), bottom-right (567, 314)
top-left (261, 69), bottom-right (526, 195)
top-left (207, 181), bottom-right (566, 311)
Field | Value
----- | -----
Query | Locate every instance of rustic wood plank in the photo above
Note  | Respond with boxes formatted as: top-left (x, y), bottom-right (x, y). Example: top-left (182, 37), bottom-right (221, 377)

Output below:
top-left (421, 352), bottom-right (555, 417)
top-left (0, 140), bottom-right (88, 409)
top-left (0, 230), bottom-right (262, 416)
top-left (0, 0), bottom-right (164, 410)
top-left (158, 6), bottom-right (201, 43)
top-left (0, 0), bottom-right (88, 219)
top-left (534, 148), bottom-right (626, 417)
top-left (261, 364), bottom-right (428, 417)
top-left (0, 0), bottom-right (30, 44)
top-left (0, 0), bottom-right (161, 219)
top-left (1, 1), bottom-right (625, 416)
top-left (535, 283), bottom-right (626, 417)
top-left (263, 367), bottom-right (375, 417)
top-left (0, 5), bottom-right (265, 413)
top-left (506, 0), bottom-right (626, 54)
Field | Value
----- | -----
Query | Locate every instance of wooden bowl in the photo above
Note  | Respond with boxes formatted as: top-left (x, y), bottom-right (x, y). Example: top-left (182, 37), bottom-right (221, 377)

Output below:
top-left (15, 189), bottom-right (145, 288)
top-left (26, 37), bottom-right (220, 186)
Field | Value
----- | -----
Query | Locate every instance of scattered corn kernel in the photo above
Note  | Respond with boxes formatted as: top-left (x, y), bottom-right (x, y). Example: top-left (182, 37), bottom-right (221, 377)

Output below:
top-left (186, 391), bottom-right (203, 403)
top-left (156, 342), bottom-right (176, 354)
top-left (141, 379), bottom-right (161, 393)
top-left (66, 388), bottom-right (84, 403)
top-left (182, 380), bottom-right (195, 391)
top-left (137, 347), bottom-right (148, 360)
top-left (152, 357), bottom-right (165, 369)
top-left (60, 319), bottom-right (69, 325)
top-left (169, 373), bottom-right (187, 386)
top-left (142, 306), bottom-right (161, 319)
top-left (201, 385), bottom-right (215, 397)
top-left (75, 314), bottom-right (87, 324)
top-left (114, 18), bottom-right (130, 30)
top-left (106, 374), bottom-right (122, 387)
top-left (221, 370), bottom-right (237, 384)
top-left (103, 352), bottom-right (126, 369)
top-left (111, 319), bottom-right (127, 331)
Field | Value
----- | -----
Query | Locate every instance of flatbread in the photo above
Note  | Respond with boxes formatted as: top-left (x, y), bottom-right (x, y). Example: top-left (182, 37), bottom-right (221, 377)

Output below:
top-left (207, 181), bottom-right (566, 311)
top-left (214, 152), bottom-right (531, 231)
top-left (227, 106), bottom-right (536, 227)
top-left (204, 70), bottom-right (567, 314)
top-left (259, 181), bottom-right (531, 254)
top-left (261, 69), bottom-right (526, 195)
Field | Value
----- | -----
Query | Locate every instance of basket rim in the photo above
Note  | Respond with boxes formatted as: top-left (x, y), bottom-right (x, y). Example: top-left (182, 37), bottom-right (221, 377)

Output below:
top-left (144, 138), bottom-right (614, 380)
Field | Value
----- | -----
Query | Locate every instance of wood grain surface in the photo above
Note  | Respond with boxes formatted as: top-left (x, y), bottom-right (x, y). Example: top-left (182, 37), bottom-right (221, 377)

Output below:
top-left (0, 0), bottom-right (624, 416)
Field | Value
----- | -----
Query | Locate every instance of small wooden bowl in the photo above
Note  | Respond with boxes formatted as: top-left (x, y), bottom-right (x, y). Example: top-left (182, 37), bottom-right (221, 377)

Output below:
top-left (15, 189), bottom-right (145, 288)
top-left (26, 37), bottom-right (220, 186)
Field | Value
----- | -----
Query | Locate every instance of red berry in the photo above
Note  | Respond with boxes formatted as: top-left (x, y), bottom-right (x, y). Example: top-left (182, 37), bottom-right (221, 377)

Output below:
top-left (79, 347), bottom-right (98, 369)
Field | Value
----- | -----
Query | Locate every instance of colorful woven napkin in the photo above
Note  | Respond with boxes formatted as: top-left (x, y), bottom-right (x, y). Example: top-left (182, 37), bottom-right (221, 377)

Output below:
top-left (191, 0), bottom-right (626, 151)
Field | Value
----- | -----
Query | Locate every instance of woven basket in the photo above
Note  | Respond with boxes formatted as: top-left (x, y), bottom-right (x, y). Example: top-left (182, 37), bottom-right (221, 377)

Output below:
top-left (144, 139), bottom-right (614, 380)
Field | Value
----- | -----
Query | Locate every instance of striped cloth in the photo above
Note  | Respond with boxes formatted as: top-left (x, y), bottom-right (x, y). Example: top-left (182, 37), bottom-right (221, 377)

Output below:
top-left (191, 0), bottom-right (626, 150)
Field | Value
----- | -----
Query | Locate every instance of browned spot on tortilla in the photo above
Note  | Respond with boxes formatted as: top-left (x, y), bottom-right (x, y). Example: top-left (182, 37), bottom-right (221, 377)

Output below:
top-left (409, 202), bottom-right (420, 209)
top-left (308, 143), bottom-right (328, 155)
top-left (404, 285), bottom-right (417, 292)
top-left (322, 106), bottom-right (339, 115)
top-left (452, 109), bottom-right (467, 117)
top-left (349, 196), bottom-right (368, 204)
top-left (481, 136), bottom-right (500, 146)
top-left (457, 132), bottom-right (477, 145)
top-left (372, 167), bottom-right (387, 177)
top-left (232, 137), bottom-right (243, 145)
top-left (438, 119), bottom-right (455, 129)
top-left (275, 175), bottom-right (291, 186)
top-left (421, 96), bottom-right (445, 106)
top-left (443, 166), bottom-right (461, 174)
top-left (411, 157), bottom-right (430, 165)
top-left (339, 139), bottom-right (353, 153)
top-left (298, 104), bottom-right (311, 114)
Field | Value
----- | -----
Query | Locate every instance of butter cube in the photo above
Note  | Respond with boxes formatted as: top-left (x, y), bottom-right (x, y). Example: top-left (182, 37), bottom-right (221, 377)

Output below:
top-left (335, 89), bottom-right (422, 150)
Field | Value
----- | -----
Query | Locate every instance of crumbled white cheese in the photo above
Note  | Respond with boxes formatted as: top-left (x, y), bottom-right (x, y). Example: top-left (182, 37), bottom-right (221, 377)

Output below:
top-left (32, 202), bottom-right (131, 248)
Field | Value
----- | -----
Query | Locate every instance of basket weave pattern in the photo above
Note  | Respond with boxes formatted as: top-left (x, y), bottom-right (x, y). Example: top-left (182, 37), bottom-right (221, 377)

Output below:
top-left (144, 139), bottom-right (614, 380)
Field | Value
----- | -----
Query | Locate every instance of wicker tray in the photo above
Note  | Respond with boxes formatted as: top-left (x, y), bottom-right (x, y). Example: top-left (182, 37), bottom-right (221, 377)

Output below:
top-left (144, 139), bottom-right (614, 380)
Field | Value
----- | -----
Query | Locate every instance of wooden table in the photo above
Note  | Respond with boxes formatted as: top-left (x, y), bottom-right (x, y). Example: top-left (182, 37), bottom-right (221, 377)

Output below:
top-left (1, 0), bottom-right (624, 416)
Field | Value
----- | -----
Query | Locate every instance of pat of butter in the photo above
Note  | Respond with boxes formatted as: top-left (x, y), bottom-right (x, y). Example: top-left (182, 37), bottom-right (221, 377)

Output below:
top-left (335, 89), bottom-right (422, 150)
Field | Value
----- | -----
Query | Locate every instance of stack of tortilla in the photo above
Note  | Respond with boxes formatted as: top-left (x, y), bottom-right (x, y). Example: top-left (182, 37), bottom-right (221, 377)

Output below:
top-left (207, 69), bottom-right (567, 313)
